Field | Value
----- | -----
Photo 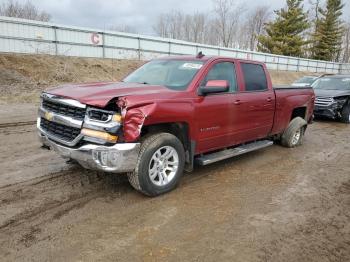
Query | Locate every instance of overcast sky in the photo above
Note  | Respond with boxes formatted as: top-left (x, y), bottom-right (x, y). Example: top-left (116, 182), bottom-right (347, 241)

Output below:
top-left (1, 0), bottom-right (349, 35)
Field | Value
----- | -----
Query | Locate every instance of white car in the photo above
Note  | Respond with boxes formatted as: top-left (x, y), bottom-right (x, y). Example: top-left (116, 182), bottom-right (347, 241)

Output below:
top-left (292, 76), bottom-right (319, 87)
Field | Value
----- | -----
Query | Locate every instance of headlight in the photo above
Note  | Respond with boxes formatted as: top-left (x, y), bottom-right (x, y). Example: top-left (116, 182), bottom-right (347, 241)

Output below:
top-left (82, 108), bottom-right (122, 143)
top-left (335, 98), bottom-right (347, 107)
top-left (87, 108), bottom-right (121, 123)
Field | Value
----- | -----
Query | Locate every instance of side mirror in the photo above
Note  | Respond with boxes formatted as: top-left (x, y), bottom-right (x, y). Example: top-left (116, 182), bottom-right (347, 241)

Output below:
top-left (199, 80), bottom-right (229, 95)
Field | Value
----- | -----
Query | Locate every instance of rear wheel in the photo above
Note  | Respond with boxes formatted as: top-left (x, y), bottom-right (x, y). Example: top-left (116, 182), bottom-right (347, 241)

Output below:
top-left (127, 133), bottom-right (185, 196)
top-left (340, 104), bottom-right (350, 124)
top-left (281, 117), bottom-right (307, 148)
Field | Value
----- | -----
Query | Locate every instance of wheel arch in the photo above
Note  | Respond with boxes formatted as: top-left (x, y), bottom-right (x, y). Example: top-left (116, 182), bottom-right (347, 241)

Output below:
top-left (141, 122), bottom-right (195, 171)
top-left (291, 106), bottom-right (307, 121)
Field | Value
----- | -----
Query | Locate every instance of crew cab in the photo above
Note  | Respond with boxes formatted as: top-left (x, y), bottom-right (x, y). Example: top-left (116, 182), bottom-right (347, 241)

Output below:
top-left (37, 54), bottom-right (315, 196)
top-left (313, 74), bottom-right (350, 123)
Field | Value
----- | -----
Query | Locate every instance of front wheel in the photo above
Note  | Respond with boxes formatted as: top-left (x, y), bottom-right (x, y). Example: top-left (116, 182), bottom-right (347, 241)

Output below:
top-left (340, 104), bottom-right (350, 124)
top-left (127, 133), bottom-right (185, 196)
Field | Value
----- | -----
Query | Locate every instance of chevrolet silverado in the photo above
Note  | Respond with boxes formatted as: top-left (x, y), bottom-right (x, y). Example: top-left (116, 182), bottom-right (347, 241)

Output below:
top-left (38, 54), bottom-right (315, 196)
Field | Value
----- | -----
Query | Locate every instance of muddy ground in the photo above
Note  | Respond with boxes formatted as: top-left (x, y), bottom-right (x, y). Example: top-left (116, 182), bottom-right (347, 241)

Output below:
top-left (0, 104), bottom-right (349, 262)
top-left (0, 54), bottom-right (349, 261)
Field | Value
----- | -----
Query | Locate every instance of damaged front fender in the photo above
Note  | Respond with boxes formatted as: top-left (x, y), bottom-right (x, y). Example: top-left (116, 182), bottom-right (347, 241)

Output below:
top-left (122, 103), bottom-right (157, 142)
top-left (118, 96), bottom-right (194, 143)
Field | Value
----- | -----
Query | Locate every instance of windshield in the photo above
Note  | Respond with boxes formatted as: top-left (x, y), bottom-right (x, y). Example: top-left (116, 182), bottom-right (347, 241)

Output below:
top-left (294, 76), bottom-right (317, 84)
top-left (123, 60), bottom-right (203, 90)
top-left (312, 77), bottom-right (350, 90)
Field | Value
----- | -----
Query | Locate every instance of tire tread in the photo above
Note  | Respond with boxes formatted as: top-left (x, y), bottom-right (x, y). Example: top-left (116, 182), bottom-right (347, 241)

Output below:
top-left (281, 117), bottom-right (307, 148)
top-left (127, 132), bottom-right (184, 196)
top-left (340, 104), bottom-right (350, 123)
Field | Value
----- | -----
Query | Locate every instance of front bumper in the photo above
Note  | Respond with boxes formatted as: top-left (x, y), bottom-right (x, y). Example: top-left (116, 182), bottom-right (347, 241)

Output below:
top-left (314, 97), bottom-right (348, 119)
top-left (39, 133), bottom-right (140, 173)
top-left (314, 105), bottom-right (338, 119)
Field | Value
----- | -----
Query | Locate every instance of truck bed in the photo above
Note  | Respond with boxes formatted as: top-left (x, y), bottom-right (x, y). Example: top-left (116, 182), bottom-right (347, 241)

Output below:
top-left (271, 86), bottom-right (315, 135)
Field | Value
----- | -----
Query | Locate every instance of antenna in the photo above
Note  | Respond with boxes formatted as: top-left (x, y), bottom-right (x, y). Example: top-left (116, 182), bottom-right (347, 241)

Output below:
top-left (196, 51), bottom-right (204, 58)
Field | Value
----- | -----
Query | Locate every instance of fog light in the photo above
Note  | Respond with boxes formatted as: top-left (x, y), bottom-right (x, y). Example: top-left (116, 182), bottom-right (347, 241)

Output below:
top-left (92, 150), bottom-right (120, 168)
top-left (109, 151), bottom-right (119, 163)
top-left (100, 151), bottom-right (108, 166)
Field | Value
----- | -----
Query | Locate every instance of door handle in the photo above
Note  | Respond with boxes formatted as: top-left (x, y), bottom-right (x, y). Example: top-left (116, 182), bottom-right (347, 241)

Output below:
top-left (266, 97), bottom-right (272, 102)
top-left (234, 100), bottom-right (241, 105)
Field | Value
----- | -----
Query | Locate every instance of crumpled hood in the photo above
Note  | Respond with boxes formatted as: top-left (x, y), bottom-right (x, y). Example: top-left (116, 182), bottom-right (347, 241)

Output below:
top-left (46, 81), bottom-right (174, 107)
top-left (314, 89), bottom-right (350, 98)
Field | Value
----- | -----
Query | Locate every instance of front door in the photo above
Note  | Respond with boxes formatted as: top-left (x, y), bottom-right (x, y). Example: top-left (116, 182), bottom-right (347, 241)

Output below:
top-left (194, 61), bottom-right (239, 153)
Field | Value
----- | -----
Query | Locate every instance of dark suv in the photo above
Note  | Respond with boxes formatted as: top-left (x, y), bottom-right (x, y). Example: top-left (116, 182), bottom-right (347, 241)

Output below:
top-left (313, 75), bottom-right (350, 123)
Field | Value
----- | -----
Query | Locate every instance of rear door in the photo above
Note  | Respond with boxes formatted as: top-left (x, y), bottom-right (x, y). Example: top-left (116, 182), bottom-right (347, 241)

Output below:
top-left (234, 62), bottom-right (275, 142)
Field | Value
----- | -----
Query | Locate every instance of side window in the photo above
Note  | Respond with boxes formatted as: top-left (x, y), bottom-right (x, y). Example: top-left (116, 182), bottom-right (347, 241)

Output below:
top-left (241, 63), bottom-right (268, 91)
top-left (202, 62), bottom-right (237, 92)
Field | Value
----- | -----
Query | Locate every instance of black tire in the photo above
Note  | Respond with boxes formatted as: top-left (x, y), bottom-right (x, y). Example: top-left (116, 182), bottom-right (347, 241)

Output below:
top-left (127, 132), bottom-right (185, 196)
top-left (340, 103), bottom-right (350, 124)
top-left (281, 117), bottom-right (307, 148)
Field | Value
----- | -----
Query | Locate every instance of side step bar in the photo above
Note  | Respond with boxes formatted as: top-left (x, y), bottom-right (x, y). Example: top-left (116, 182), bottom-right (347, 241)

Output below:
top-left (195, 140), bottom-right (273, 166)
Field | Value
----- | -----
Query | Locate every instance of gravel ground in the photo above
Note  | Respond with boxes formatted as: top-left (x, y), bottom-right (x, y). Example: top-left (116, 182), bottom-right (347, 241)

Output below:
top-left (0, 109), bottom-right (349, 262)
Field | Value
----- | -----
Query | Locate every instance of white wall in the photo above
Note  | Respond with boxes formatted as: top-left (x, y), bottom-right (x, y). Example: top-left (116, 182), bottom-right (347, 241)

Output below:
top-left (0, 16), bottom-right (349, 74)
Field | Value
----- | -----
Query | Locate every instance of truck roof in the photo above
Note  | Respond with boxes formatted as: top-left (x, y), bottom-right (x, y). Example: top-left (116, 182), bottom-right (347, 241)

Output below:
top-left (159, 55), bottom-right (213, 61)
top-left (158, 55), bottom-right (262, 64)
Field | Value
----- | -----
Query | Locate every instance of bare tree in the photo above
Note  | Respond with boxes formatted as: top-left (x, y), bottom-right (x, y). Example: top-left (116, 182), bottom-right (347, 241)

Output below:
top-left (190, 13), bottom-right (207, 43)
top-left (0, 0), bottom-right (51, 21)
top-left (181, 12), bottom-right (208, 43)
top-left (203, 21), bottom-right (220, 46)
top-left (212, 0), bottom-right (245, 48)
top-left (153, 10), bottom-right (184, 39)
top-left (306, 0), bottom-right (321, 57)
top-left (244, 6), bottom-right (270, 51)
top-left (153, 10), bottom-right (209, 43)
top-left (153, 13), bottom-right (169, 38)
top-left (342, 22), bottom-right (350, 63)
top-left (308, 0), bottom-right (321, 31)
top-left (169, 10), bottom-right (185, 39)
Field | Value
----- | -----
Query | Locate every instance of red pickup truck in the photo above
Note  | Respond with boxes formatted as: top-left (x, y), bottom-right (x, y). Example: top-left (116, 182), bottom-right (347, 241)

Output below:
top-left (38, 54), bottom-right (315, 196)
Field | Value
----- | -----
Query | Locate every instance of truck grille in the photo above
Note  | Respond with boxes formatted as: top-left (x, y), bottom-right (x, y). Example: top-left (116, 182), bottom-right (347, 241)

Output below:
top-left (315, 97), bottom-right (334, 106)
top-left (42, 99), bottom-right (86, 120)
top-left (40, 118), bottom-right (80, 142)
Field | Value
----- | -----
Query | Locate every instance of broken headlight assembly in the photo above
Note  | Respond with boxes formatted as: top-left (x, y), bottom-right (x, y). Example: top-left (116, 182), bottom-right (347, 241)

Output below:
top-left (82, 108), bottom-right (122, 144)
top-left (334, 97), bottom-right (348, 108)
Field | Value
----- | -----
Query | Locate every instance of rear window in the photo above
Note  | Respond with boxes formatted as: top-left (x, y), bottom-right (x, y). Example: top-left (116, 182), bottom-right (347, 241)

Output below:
top-left (241, 63), bottom-right (268, 91)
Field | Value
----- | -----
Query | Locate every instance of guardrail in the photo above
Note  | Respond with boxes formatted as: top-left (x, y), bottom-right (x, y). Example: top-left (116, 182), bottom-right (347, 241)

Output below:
top-left (0, 16), bottom-right (349, 74)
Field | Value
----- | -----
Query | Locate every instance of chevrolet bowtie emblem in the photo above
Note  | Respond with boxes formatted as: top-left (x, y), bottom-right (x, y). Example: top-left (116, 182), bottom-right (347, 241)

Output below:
top-left (45, 112), bottom-right (54, 121)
